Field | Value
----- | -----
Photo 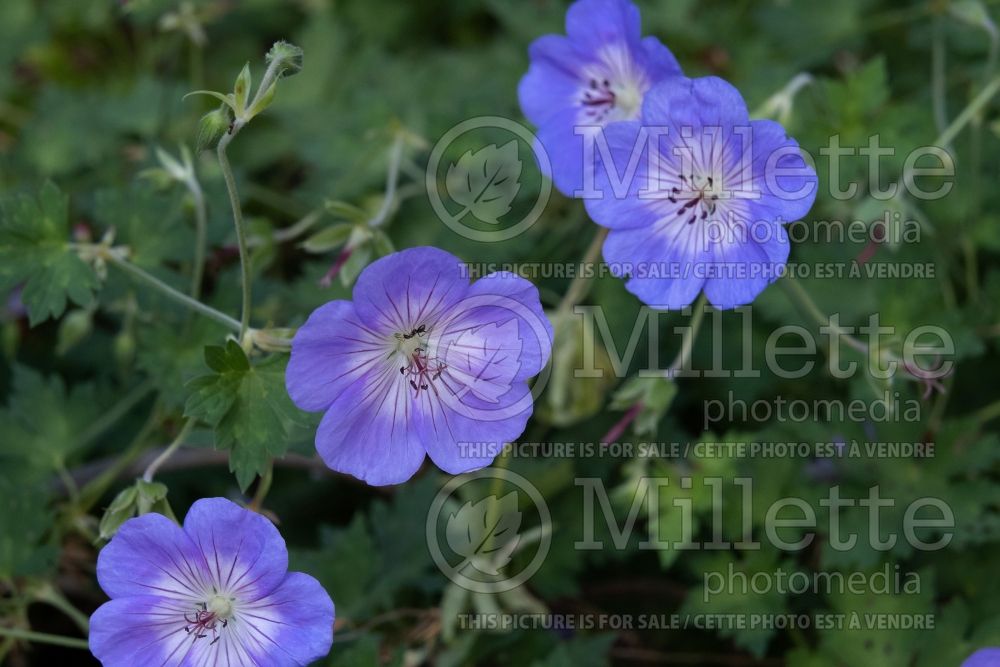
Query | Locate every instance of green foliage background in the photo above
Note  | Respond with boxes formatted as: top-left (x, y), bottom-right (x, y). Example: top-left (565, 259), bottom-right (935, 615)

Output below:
top-left (0, 0), bottom-right (999, 665)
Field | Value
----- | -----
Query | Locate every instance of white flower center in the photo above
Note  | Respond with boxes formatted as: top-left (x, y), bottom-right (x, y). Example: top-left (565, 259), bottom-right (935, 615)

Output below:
top-left (206, 594), bottom-right (234, 620)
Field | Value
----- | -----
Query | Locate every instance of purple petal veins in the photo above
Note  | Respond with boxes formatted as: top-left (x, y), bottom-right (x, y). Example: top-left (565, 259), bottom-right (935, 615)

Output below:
top-left (518, 0), bottom-right (683, 196)
top-left (584, 76), bottom-right (818, 309)
top-left (89, 498), bottom-right (335, 666)
top-left (287, 247), bottom-right (554, 485)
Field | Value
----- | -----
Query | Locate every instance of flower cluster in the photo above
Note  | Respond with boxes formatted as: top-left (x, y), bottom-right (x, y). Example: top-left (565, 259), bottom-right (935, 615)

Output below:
top-left (520, 0), bottom-right (817, 309)
top-left (88, 5), bottom-right (818, 665)
top-left (90, 498), bottom-right (334, 666)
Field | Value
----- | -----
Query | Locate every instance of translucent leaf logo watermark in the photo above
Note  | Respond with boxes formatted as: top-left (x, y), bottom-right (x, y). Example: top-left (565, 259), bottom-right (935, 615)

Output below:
top-left (427, 116), bottom-right (551, 242)
top-left (427, 467), bottom-right (551, 593)
top-left (445, 491), bottom-right (521, 576)
top-left (446, 140), bottom-right (523, 225)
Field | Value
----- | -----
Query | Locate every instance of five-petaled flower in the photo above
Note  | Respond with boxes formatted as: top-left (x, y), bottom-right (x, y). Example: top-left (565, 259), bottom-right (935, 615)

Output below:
top-left (89, 498), bottom-right (334, 667)
top-left (286, 246), bottom-right (553, 486)
top-left (518, 0), bottom-right (682, 197)
top-left (584, 76), bottom-right (817, 309)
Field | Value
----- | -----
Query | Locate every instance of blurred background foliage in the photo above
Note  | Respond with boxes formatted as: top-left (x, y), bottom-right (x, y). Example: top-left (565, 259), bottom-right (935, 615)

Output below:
top-left (0, 0), bottom-right (999, 665)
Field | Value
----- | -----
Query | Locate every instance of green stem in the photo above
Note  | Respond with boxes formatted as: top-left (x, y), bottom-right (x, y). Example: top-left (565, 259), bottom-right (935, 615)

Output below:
top-left (186, 177), bottom-right (208, 300)
top-left (57, 466), bottom-right (80, 502)
top-left (975, 399), bottom-right (1000, 424)
top-left (369, 132), bottom-right (406, 228)
top-left (271, 208), bottom-right (324, 244)
top-left (103, 249), bottom-right (241, 333)
top-left (217, 131), bottom-right (253, 339)
top-left (931, 16), bottom-right (950, 149)
top-left (142, 418), bottom-right (196, 483)
top-left (554, 226), bottom-right (609, 326)
top-left (32, 584), bottom-right (90, 634)
top-left (781, 277), bottom-right (868, 354)
top-left (75, 379), bottom-right (155, 452)
top-left (933, 75), bottom-right (1000, 148)
top-left (249, 463), bottom-right (274, 511)
top-left (0, 627), bottom-right (89, 650)
top-left (666, 293), bottom-right (707, 377)
top-left (76, 404), bottom-right (162, 514)
top-left (484, 449), bottom-right (512, 556)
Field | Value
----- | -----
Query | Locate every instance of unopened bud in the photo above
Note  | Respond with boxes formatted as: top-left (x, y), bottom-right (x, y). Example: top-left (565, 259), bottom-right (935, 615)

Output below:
top-left (56, 309), bottom-right (93, 356)
top-left (196, 105), bottom-right (231, 152)
top-left (265, 41), bottom-right (304, 78)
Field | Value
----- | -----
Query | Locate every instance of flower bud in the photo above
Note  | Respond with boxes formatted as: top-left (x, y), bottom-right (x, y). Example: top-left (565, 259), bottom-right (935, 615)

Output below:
top-left (196, 104), bottom-right (231, 152)
top-left (114, 330), bottom-right (136, 369)
top-left (265, 40), bottom-right (304, 77)
top-left (56, 309), bottom-right (93, 356)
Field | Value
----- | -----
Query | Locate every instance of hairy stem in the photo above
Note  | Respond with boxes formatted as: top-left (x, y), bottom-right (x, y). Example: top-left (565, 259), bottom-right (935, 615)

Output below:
top-left (102, 249), bottom-right (242, 333)
top-left (217, 131), bottom-right (253, 339)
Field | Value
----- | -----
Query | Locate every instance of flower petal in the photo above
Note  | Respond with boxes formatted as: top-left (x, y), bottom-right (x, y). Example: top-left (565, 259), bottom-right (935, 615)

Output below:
top-left (519, 35), bottom-right (585, 127)
top-left (286, 300), bottom-right (387, 412)
top-left (97, 512), bottom-right (209, 602)
top-left (582, 120), bottom-right (660, 230)
top-left (314, 370), bottom-right (427, 485)
top-left (416, 382), bottom-right (533, 474)
top-left (182, 498), bottom-right (288, 602)
top-left (565, 0), bottom-right (642, 52)
top-left (963, 649), bottom-right (1000, 667)
top-left (89, 595), bottom-right (195, 667)
top-left (602, 222), bottom-right (709, 309)
top-left (641, 76), bottom-right (750, 130)
top-left (444, 271), bottom-right (553, 381)
top-left (232, 572), bottom-right (335, 667)
top-left (535, 107), bottom-right (597, 197)
top-left (640, 36), bottom-right (682, 81)
top-left (746, 119), bottom-right (818, 223)
top-left (352, 246), bottom-right (468, 333)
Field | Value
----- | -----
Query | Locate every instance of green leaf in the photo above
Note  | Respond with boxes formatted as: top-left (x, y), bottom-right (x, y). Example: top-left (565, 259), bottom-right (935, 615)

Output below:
top-left (291, 514), bottom-right (378, 618)
top-left (0, 475), bottom-right (56, 579)
top-left (0, 182), bottom-right (99, 325)
top-left (0, 364), bottom-right (104, 470)
top-left (184, 342), bottom-right (306, 491)
top-left (445, 140), bottom-right (522, 225)
top-left (93, 184), bottom-right (188, 268)
top-left (445, 492), bottom-right (521, 575)
top-left (98, 484), bottom-right (140, 541)
top-left (233, 62), bottom-right (251, 115)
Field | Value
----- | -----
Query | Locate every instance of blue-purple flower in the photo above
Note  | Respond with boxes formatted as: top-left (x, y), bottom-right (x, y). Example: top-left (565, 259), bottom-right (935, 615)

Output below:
top-left (89, 498), bottom-right (334, 667)
top-left (964, 649), bottom-right (1000, 667)
top-left (518, 0), bottom-right (682, 196)
top-left (286, 246), bottom-right (553, 486)
top-left (584, 76), bottom-right (817, 309)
